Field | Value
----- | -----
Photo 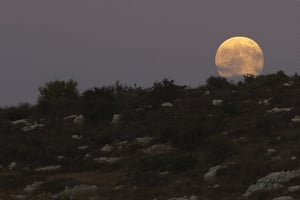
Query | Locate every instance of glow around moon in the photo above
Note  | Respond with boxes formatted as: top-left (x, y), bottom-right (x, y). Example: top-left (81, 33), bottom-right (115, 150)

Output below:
top-left (215, 36), bottom-right (264, 78)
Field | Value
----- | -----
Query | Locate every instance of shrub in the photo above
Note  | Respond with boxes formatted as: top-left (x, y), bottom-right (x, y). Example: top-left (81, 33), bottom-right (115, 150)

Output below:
top-left (81, 86), bottom-right (116, 121)
top-left (37, 79), bottom-right (80, 114)
top-left (147, 78), bottom-right (181, 106)
top-left (0, 103), bottom-right (34, 121)
top-left (206, 76), bottom-right (232, 89)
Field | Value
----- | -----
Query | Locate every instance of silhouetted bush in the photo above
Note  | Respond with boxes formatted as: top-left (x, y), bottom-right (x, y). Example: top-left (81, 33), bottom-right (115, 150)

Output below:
top-left (242, 71), bottom-right (290, 87)
top-left (206, 76), bottom-right (232, 89)
top-left (148, 78), bottom-right (180, 104)
top-left (81, 86), bottom-right (116, 121)
top-left (37, 79), bottom-right (80, 114)
top-left (0, 103), bottom-right (34, 121)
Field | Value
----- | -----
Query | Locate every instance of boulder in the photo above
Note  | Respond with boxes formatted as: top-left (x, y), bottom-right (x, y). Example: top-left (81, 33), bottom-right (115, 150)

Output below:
top-left (8, 162), bottom-right (16, 170)
top-left (55, 184), bottom-right (98, 199)
top-left (73, 115), bottom-right (84, 125)
top-left (272, 196), bottom-right (294, 200)
top-left (243, 170), bottom-right (300, 197)
top-left (35, 165), bottom-right (60, 172)
top-left (291, 115), bottom-right (300, 122)
top-left (111, 114), bottom-right (121, 125)
top-left (100, 144), bottom-right (114, 152)
top-left (161, 102), bottom-right (174, 108)
top-left (212, 99), bottom-right (223, 106)
top-left (24, 181), bottom-right (43, 193)
top-left (203, 165), bottom-right (226, 183)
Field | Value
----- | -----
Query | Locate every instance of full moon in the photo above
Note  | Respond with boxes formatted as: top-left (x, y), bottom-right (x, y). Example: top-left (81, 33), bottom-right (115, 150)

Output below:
top-left (215, 36), bottom-right (264, 78)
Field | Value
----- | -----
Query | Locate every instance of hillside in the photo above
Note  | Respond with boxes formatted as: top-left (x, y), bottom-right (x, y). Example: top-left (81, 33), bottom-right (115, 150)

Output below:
top-left (1, 72), bottom-right (300, 200)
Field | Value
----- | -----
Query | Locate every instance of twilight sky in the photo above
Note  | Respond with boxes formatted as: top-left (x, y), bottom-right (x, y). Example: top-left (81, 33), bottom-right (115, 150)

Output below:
top-left (0, 0), bottom-right (299, 106)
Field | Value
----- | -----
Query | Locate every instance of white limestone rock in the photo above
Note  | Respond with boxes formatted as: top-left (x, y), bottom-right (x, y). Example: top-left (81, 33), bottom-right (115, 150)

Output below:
top-left (161, 102), bottom-right (174, 108)
top-left (291, 115), bottom-right (300, 122)
top-left (100, 144), bottom-right (114, 152)
top-left (111, 114), bottom-right (122, 125)
top-left (72, 134), bottom-right (82, 140)
top-left (94, 157), bottom-right (121, 164)
top-left (203, 165), bottom-right (226, 183)
top-left (212, 99), bottom-right (223, 106)
top-left (143, 143), bottom-right (173, 154)
top-left (243, 170), bottom-right (300, 197)
top-left (11, 119), bottom-right (29, 126)
top-left (258, 98), bottom-right (272, 105)
top-left (63, 114), bottom-right (78, 120)
top-left (135, 137), bottom-right (153, 145)
top-left (287, 185), bottom-right (300, 193)
top-left (57, 155), bottom-right (64, 160)
top-left (78, 145), bottom-right (88, 150)
top-left (272, 196), bottom-right (294, 200)
top-left (283, 82), bottom-right (293, 87)
top-left (24, 181), bottom-right (43, 193)
top-left (267, 107), bottom-right (293, 113)
top-left (168, 195), bottom-right (198, 200)
top-left (73, 115), bottom-right (84, 125)
top-left (8, 162), bottom-right (16, 170)
top-left (204, 91), bottom-right (210, 96)
top-left (55, 184), bottom-right (98, 199)
top-left (35, 165), bottom-right (60, 172)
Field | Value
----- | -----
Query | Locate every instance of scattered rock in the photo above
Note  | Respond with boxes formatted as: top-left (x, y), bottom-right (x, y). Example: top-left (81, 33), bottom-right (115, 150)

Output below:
top-left (283, 82), bottom-right (293, 87)
top-left (14, 195), bottom-right (26, 200)
top-left (57, 155), bottom-right (64, 160)
top-left (11, 119), bottom-right (29, 126)
top-left (258, 98), bottom-right (272, 105)
top-left (267, 107), bottom-right (293, 113)
top-left (287, 185), bottom-right (300, 193)
top-left (100, 144), bottom-right (114, 152)
top-left (72, 134), bottom-right (82, 140)
top-left (161, 102), bottom-right (173, 108)
top-left (143, 143), bottom-right (173, 154)
top-left (204, 91), bottom-right (210, 95)
top-left (212, 99), bottom-right (223, 106)
top-left (78, 145), bottom-right (88, 150)
top-left (8, 162), bottom-right (16, 170)
top-left (55, 184), bottom-right (98, 199)
top-left (290, 156), bottom-right (297, 160)
top-left (135, 137), bottom-right (153, 145)
top-left (168, 195), bottom-right (198, 200)
top-left (267, 148), bottom-right (277, 156)
top-left (272, 196), bottom-right (294, 200)
top-left (35, 165), bottom-right (61, 172)
top-left (243, 170), bottom-right (300, 197)
top-left (291, 115), bottom-right (300, 123)
top-left (22, 123), bottom-right (44, 132)
top-left (111, 114), bottom-right (122, 125)
top-left (114, 185), bottom-right (123, 190)
top-left (63, 114), bottom-right (78, 120)
top-left (203, 165), bottom-right (226, 184)
top-left (94, 157), bottom-right (121, 164)
top-left (159, 171), bottom-right (169, 176)
top-left (24, 181), bottom-right (43, 193)
top-left (73, 115), bottom-right (84, 125)
top-left (84, 153), bottom-right (91, 160)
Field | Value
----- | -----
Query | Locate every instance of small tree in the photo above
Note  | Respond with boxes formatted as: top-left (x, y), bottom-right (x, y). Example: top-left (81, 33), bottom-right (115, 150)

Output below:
top-left (206, 76), bottom-right (231, 89)
top-left (148, 78), bottom-right (179, 103)
top-left (37, 79), bottom-right (80, 114)
top-left (81, 87), bottom-right (116, 121)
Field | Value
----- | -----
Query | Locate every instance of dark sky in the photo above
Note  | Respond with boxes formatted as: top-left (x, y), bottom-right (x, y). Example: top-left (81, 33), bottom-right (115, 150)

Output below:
top-left (0, 0), bottom-right (299, 106)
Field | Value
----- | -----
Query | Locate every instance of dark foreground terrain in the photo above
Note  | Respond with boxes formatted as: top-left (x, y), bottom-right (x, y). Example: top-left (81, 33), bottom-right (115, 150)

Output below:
top-left (1, 72), bottom-right (300, 200)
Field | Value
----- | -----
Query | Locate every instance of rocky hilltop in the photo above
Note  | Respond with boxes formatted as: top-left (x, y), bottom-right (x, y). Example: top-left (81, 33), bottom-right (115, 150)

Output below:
top-left (1, 72), bottom-right (300, 200)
